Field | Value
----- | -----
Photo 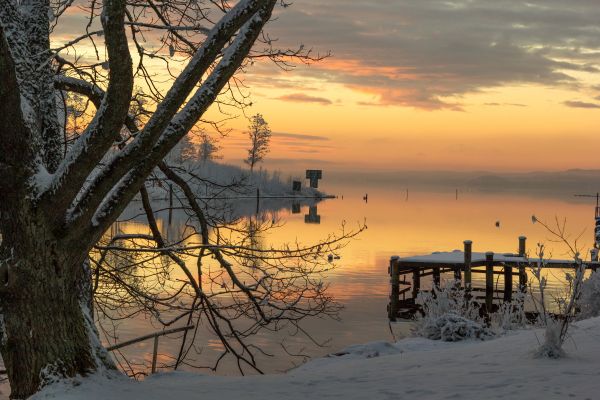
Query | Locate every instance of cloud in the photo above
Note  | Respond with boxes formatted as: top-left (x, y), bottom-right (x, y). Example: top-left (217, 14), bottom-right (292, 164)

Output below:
top-left (53, 1), bottom-right (600, 111)
top-left (258, 0), bottom-right (600, 109)
top-left (483, 103), bottom-right (527, 107)
top-left (277, 93), bottom-right (332, 105)
top-left (273, 132), bottom-right (330, 141)
top-left (264, 157), bottom-right (338, 166)
top-left (564, 100), bottom-right (600, 109)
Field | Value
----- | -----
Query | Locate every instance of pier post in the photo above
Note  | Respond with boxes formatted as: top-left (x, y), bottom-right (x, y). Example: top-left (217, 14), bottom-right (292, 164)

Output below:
top-left (256, 188), bottom-right (260, 214)
top-left (433, 267), bottom-right (441, 288)
top-left (485, 252), bottom-right (494, 312)
top-left (151, 335), bottom-right (159, 374)
top-left (464, 240), bottom-right (472, 290)
top-left (504, 264), bottom-right (513, 302)
top-left (168, 184), bottom-right (173, 225)
top-left (518, 236), bottom-right (527, 293)
top-left (454, 266), bottom-right (462, 283)
top-left (412, 267), bottom-right (421, 300)
top-left (388, 257), bottom-right (400, 321)
top-left (519, 236), bottom-right (526, 257)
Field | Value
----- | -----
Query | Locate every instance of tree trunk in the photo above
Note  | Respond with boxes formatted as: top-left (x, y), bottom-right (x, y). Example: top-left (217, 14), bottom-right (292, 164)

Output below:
top-left (0, 212), bottom-right (114, 399)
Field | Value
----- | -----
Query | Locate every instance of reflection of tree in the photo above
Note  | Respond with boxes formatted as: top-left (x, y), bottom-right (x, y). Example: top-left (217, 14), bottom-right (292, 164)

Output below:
top-left (92, 165), bottom-right (365, 377)
top-left (244, 114), bottom-right (271, 172)
top-left (0, 0), bottom-right (336, 394)
top-left (241, 214), bottom-right (266, 270)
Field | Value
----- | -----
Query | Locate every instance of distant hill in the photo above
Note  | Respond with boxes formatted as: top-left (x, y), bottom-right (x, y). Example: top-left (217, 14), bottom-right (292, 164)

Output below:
top-left (467, 169), bottom-right (600, 192)
top-left (327, 169), bottom-right (600, 193)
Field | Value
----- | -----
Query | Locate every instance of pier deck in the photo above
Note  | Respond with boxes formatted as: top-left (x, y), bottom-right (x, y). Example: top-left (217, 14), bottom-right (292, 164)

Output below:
top-left (388, 236), bottom-right (598, 320)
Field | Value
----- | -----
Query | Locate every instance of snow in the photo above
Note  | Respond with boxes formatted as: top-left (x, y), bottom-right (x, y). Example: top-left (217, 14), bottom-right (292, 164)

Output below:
top-left (146, 160), bottom-right (327, 200)
top-left (30, 161), bottom-right (53, 194)
top-left (579, 271), bottom-right (600, 319)
top-left (398, 250), bottom-right (575, 265)
top-left (33, 317), bottom-right (600, 400)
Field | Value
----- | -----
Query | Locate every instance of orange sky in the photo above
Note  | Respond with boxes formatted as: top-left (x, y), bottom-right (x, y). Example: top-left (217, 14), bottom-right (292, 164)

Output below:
top-left (52, 1), bottom-right (600, 174)
top-left (218, 79), bottom-right (600, 173)
top-left (205, 1), bottom-right (600, 173)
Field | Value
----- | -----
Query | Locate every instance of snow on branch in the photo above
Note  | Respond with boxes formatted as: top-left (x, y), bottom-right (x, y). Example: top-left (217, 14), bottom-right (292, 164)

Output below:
top-left (84, 2), bottom-right (277, 241)
top-left (40, 0), bottom-right (133, 218)
top-left (66, 0), bottom-right (275, 236)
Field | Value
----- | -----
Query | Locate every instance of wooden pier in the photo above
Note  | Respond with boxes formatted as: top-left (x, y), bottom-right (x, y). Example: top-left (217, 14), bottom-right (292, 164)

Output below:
top-left (388, 236), bottom-right (598, 321)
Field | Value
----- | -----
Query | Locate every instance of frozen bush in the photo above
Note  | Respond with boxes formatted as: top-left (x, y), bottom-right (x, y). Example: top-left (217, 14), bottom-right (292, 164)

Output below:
top-left (534, 318), bottom-right (565, 359)
top-left (492, 292), bottom-right (527, 332)
top-left (415, 281), bottom-right (493, 341)
top-left (578, 271), bottom-right (600, 319)
top-left (420, 312), bottom-right (493, 341)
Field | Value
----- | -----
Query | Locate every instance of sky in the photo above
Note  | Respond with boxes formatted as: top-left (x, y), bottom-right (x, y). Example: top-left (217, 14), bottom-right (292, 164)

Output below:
top-left (53, 0), bottom-right (600, 174)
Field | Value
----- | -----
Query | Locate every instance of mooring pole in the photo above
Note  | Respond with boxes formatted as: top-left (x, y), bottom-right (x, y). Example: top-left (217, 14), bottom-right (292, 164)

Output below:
top-left (504, 264), bottom-right (513, 302)
top-left (518, 236), bottom-right (526, 257)
top-left (151, 335), bottom-right (159, 374)
top-left (518, 236), bottom-right (527, 293)
top-left (388, 256), bottom-right (400, 321)
top-left (464, 240), bottom-right (472, 290)
top-left (256, 188), bottom-right (260, 214)
top-left (168, 184), bottom-right (173, 225)
top-left (412, 267), bottom-right (420, 299)
top-left (433, 266), bottom-right (441, 288)
top-left (485, 252), bottom-right (494, 312)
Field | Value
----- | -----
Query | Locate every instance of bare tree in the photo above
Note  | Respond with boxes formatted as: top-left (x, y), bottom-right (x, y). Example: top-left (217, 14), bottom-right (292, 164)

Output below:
top-left (244, 113), bottom-right (272, 172)
top-left (530, 216), bottom-right (586, 358)
top-left (0, 0), bottom-right (330, 397)
top-left (92, 182), bottom-right (363, 378)
top-left (172, 133), bottom-right (199, 163)
top-left (199, 132), bottom-right (222, 163)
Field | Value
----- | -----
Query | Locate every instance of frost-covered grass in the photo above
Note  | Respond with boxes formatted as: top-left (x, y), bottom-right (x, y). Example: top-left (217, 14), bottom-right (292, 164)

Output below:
top-left (33, 316), bottom-right (600, 400)
top-left (578, 270), bottom-right (600, 320)
top-left (414, 281), bottom-right (528, 342)
top-left (415, 281), bottom-right (492, 341)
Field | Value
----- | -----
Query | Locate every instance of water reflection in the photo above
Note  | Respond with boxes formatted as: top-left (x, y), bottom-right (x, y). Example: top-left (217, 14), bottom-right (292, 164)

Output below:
top-left (101, 184), bottom-right (600, 377)
top-left (304, 205), bottom-right (321, 224)
top-left (291, 202), bottom-right (301, 214)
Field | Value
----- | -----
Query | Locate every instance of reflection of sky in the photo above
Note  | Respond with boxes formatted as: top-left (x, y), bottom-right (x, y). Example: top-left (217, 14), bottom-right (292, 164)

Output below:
top-left (104, 184), bottom-right (597, 376)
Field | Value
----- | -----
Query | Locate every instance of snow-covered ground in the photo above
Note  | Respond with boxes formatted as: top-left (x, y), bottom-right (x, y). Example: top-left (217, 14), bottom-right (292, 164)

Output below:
top-left (34, 317), bottom-right (600, 400)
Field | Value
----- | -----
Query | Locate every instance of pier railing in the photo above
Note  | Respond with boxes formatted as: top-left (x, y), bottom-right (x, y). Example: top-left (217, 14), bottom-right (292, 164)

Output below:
top-left (388, 236), bottom-right (598, 321)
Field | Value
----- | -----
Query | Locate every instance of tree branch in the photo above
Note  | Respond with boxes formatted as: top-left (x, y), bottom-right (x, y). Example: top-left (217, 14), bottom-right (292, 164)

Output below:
top-left (43, 0), bottom-right (133, 222)
top-left (69, 0), bottom-right (276, 242)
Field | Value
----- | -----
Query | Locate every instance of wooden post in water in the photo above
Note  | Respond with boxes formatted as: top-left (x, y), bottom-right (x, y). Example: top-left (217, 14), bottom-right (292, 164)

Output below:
top-left (519, 236), bottom-right (526, 257)
top-left (454, 264), bottom-right (462, 282)
top-left (168, 184), bottom-right (173, 225)
top-left (412, 267), bottom-right (421, 299)
top-left (151, 335), bottom-right (159, 374)
top-left (433, 266), bottom-right (441, 288)
top-left (256, 188), bottom-right (260, 214)
top-left (518, 236), bottom-right (527, 293)
top-left (388, 257), bottom-right (400, 321)
top-left (504, 264), bottom-right (513, 302)
top-left (464, 240), bottom-right (472, 290)
top-left (485, 252), bottom-right (494, 312)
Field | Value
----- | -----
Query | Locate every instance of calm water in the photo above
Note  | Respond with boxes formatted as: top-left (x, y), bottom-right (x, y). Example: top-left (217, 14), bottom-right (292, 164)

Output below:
top-left (100, 182), bottom-right (597, 376)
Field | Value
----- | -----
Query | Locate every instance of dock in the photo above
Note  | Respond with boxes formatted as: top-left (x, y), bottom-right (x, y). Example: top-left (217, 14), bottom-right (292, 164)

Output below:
top-left (387, 236), bottom-right (598, 321)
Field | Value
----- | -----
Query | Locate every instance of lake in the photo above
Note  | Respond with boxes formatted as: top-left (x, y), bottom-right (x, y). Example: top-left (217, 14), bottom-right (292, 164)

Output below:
top-left (102, 182), bottom-right (598, 376)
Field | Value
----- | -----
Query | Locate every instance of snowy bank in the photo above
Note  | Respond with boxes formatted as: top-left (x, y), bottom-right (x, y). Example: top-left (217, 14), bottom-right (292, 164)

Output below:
top-left (147, 161), bottom-right (330, 200)
top-left (34, 317), bottom-right (600, 400)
